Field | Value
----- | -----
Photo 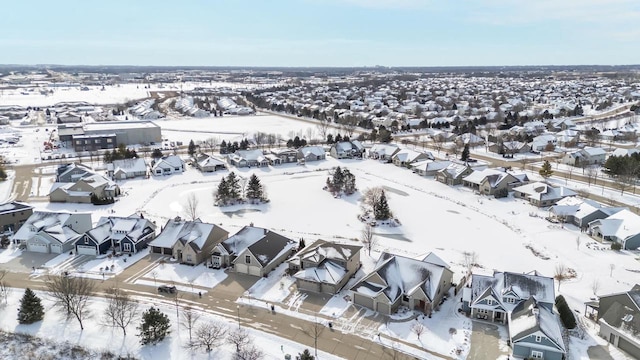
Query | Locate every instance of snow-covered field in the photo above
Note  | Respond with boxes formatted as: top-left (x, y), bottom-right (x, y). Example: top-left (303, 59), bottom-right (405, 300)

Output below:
top-left (0, 288), bottom-right (341, 360)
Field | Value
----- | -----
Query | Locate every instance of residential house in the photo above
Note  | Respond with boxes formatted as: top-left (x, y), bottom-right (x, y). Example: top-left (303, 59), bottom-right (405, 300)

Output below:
top-left (228, 149), bottom-right (269, 168)
top-left (149, 217), bottom-right (228, 265)
top-left (513, 182), bottom-right (577, 207)
top-left (49, 173), bottom-right (121, 203)
top-left (75, 215), bottom-right (156, 256)
top-left (391, 149), bottom-right (433, 168)
top-left (193, 153), bottom-right (227, 172)
top-left (531, 134), bottom-right (557, 152)
top-left (0, 201), bottom-right (33, 235)
top-left (107, 158), bottom-right (148, 179)
top-left (597, 285), bottom-right (640, 358)
top-left (56, 163), bottom-right (94, 182)
top-left (509, 297), bottom-right (567, 360)
top-left (549, 197), bottom-right (624, 229)
top-left (462, 271), bottom-right (565, 360)
top-left (588, 209), bottom-right (640, 250)
top-left (269, 148), bottom-right (298, 164)
top-left (562, 147), bottom-right (607, 167)
top-left (329, 141), bottom-right (365, 159)
top-left (288, 240), bottom-right (362, 294)
top-left (211, 226), bottom-right (296, 276)
top-left (368, 143), bottom-right (400, 161)
top-left (411, 160), bottom-right (452, 177)
top-left (455, 133), bottom-right (485, 147)
top-left (463, 168), bottom-right (524, 195)
top-left (152, 155), bottom-right (185, 176)
top-left (436, 164), bottom-right (474, 186)
top-left (297, 146), bottom-right (326, 163)
top-left (350, 252), bottom-right (453, 315)
top-left (13, 211), bottom-right (92, 253)
top-left (488, 141), bottom-right (531, 155)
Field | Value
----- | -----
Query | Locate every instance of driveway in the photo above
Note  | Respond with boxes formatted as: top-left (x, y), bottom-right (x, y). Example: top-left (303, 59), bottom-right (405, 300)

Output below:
top-left (3, 251), bottom-right (58, 272)
top-left (587, 345), bottom-right (615, 360)
top-left (468, 321), bottom-right (508, 360)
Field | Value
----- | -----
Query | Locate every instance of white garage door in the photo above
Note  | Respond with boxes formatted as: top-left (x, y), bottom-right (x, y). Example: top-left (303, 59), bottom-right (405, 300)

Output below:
top-left (235, 264), bottom-right (248, 274)
top-left (28, 242), bottom-right (48, 253)
top-left (76, 245), bottom-right (97, 256)
top-left (50, 244), bottom-right (63, 254)
top-left (248, 266), bottom-right (261, 277)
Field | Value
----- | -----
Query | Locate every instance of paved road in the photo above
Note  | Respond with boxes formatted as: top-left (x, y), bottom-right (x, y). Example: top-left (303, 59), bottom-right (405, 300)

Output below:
top-left (0, 253), bottom-right (448, 360)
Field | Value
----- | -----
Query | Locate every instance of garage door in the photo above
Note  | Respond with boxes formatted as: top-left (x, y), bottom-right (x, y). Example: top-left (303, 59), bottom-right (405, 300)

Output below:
top-left (50, 244), bottom-right (63, 254)
top-left (376, 302), bottom-right (391, 314)
top-left (27, 242), bottom-right (48, 253)
top-left (248, 266), bottom-right (261, 277)
top-left (235, 264), bottom-right (248, 274)
top-left (618, 337), bottom-right (640, 359)
top-left (76, 245), bottom-right (97, 256)
top-left (353, 293), bottom-right (374, 309)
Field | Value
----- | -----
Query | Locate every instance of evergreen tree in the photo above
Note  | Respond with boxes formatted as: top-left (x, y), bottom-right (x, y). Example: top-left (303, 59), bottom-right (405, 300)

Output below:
top-left (0, 166), bottom-right (6, 181)
top-left (539, 160), bottom-right (554, 179)
top-left (332, 166), bottom-right (344, 191)
top-left (342, 169), bottom-right (356, 195)
top-left (335, 134), bottom-right (343, 143)
top-left (297, 349), bottom-right (315, 360)
top-left (215, 177), bottom-right (229, 205)
top-left (17, 288), bottom-right (44, 324)
top-left (374, 190), bottom-right (391, 220)
top-left (326, 134), bottom-right (334, 144)
top-left (226, 172), bottom-right (241, 201)
top-left (245, 174), bottom-right (264, 201)
top-left (137, 307), bottom-right (171, 345)
top-left (151, 148), bottom-right (163, 159)
top-left (220, 140), bottom-right (228, 154)
top-left (461, 144), bottom-right (470, 162)
top-left (188, 140), bottom-right (197, 156)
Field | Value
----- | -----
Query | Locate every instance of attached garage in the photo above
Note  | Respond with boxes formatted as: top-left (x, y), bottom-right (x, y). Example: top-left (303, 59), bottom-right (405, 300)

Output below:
top-left (618, 337), bottom-right (640, 359)
top-left (353, 293), bottom-right (374, 309)
top-left (235, 264), bottom-right (248, 274)
top-left (27, 242), bottom-right (48, 253)
top-left (376, 302), bottom-right (391, 315)
top-left (50, 244), bottom-right (63, 254)
top-left (76, 245), bottom-right (97, 256)
top-left (296, 279), bottom-right (321, 293)
top-left (248, 266), bottom-right (262, 277)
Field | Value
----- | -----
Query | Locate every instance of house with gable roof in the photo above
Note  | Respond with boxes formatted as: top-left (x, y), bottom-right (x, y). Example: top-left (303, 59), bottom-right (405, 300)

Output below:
top-left (329, 140), bottom-right (365, 159)
top-left (49, 173), bottom-right (120, 204)
top-left (13, 211), bottom-right (92, 254)
top-left (228, 149), bottom-right (269, 168)
top-left (107, 158), bottom-right (148, 179)
top-left (56, 163), bottom-right (94, 182)
top-left (268, 148), bottom-right (298, 164)
top-left (463, 168), bottom-right (526, 195)
top-left (193, 153), bottom-right (227, 172)
top-left (597, 285), bottom-right (640, 358)
top-left (436, 163), bottom-right (474, 186)
top-left (410, 160), bottom-right (452, 177)
top-left (513, 182), bottom-right (577, 207)
top-left (151, 155), bottom-right (185, 176)
top-left (588, 209), bottom-right (640, 250)
top-left (297, 146), bottom-right (326, 163)
top-left (462, 271), bottom-right (564, 359)
top-left (369, 143), bottom-right (400, 161)
top-left (211, 225), bottom-right (296, 277)
top-left (562, 147), bottom-right (607, 167)
top-left (509, 297), bottom-right (567, 360)
top-left (350, 251), bottom-right (453, 315)
top-left (391, 149), bottom-right (433, 168)
top-left (288, 239), bottom-right (361, 294)
top-left (549, 197), bottom-right (624, 228)
top-left (0, 201), bottom-right (33, 235)
top-left (149, 217), bottom-right (228, 265)
top-left (75, 214), bottom-right (156, 256)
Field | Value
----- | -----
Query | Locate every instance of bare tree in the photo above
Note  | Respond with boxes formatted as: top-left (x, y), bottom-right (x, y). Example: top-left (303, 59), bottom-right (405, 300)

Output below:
top-left (360, 224), bottom-right (377, 256)
top-left (361, 187), bottom-right (384, 210)
top-left (305, 127), bottom-right (315, 143)
top-left (181, 307), bottom-right (201, 342)
top-left (201, 137), bottom-right (219, 155)
top-left (554, 263), bottom-right (567, 291)
top-left (227, 327), bottom-right (250, 353)
top-left (302, 319), bottom-right (325, 358)
top-left (46, 275), bottom-right (96, 330)
top-left (462, 251), bottom-right (478, 274)
top-left (183, 193), bottom-right (199, 221)
top-left (103, 287), bottom-right (138, 335)
top-left (0, 270), bottom-right (8, 304)
top-left (316, 118), bottom-right (330, 141)
top-left (591, 279), bottom-right (600, 297)
top-left (585, 165), bottom-right (599, 187)
top-left (411, 322), bottom-right (426, 340)
top-left (432, 134), bottom-right (445, 154)
top-left (151, 270), bottom-right (158, 285)
top-left (235, 344), bottom-right (264, 360)
top-left (192, 321), bottom-right (227, 352)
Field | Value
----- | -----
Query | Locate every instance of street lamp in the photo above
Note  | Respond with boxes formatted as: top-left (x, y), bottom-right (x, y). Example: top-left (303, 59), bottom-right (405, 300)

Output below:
top-left (237, 305), bottom-right (240, 329)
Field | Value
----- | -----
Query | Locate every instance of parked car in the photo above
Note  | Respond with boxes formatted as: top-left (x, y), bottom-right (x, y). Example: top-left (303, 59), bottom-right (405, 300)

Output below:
top-left (158, 285), bottom-right (177, 294)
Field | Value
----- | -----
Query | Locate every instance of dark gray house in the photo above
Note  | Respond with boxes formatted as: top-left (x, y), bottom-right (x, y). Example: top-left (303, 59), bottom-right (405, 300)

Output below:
top-left (75, 215), bottom-right (156, 256)
top-left (597, 285), bottom-right (640, 359)
top-left (509, 297), bottom-right (566, 360)
top-left (0, 202), bottom-right (33, 235)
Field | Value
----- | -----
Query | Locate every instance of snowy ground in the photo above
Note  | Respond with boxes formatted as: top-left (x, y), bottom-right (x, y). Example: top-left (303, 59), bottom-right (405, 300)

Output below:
top-left (0, 288), bottom-right (341, 360)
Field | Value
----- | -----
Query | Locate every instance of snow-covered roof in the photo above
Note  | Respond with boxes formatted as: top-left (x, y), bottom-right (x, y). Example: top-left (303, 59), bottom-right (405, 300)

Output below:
top-left (410, 160), bottom-right (452, 172)
top-left (471, 271), bottom-right (555, 309)
top-left (149, 218), bottom-right (226, 251)
top-left (369, 143), bottom-right (399, 156)
top-left (392, 148), bottom-right (432, 163)
top-left (513, 182), bottom-right (576, 202)
top-left (12, 211), bottom-right (90, 244)
top-left (298, 146), bottom-right (325, 157)
top-left (589, 209), bottom-right (640, 241)
top-left (111, 158), bottom-right (147, 174)
top-left (293, 260), bottom-right (347, 285)
top-left (509, 297), bottom-right (566, 353)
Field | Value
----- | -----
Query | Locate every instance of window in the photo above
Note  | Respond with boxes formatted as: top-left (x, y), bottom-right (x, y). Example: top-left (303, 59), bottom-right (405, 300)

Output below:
top-left (531, 350), bottom-right (543, 359)
top-left (84, 238), bottom-right (89, 245)
top-left (477, 309), bottom-right (488, 314)
top-left (245, 255), bottom-right (251, 264)
top-left (76, 140), bottom-right (82, 145)
top-left (95, 139), bottom-right (100, 144)
top-left (535, 335), bottom-right (542, 343)
top-left (505, 297), bottom-right (516, 304)
top-left (123, 243), bottom-right (131, 252)
top-left (107, 138), bottom-right (113, 143)
top-left (486, 299), bottom-right (493, 306)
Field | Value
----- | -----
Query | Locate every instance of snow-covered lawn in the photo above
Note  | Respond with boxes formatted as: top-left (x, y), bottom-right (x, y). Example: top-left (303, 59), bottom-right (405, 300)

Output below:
top-left (0, 288), bottom-right (343, 360)
top-left (0, 170), bottom-right (14, 203)
top-left (0, 245), bottom-right (22, 264)
top-left (138, 261), bottom-right (228, 289)
top-left (38, 249), bottom-right (152, 279)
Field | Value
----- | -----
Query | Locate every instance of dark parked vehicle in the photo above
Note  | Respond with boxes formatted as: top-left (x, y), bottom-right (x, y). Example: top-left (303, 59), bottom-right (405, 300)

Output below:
top-left (158, 285), bottom-right (177, 294)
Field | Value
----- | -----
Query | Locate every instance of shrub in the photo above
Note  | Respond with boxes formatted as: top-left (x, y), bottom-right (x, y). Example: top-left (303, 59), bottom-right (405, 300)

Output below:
top-left (555, 295), bottom-right (576, 329)
top-left (494, 188), bottom-right (508, 198)
top-left (611, 242), bottom-right (622, 251)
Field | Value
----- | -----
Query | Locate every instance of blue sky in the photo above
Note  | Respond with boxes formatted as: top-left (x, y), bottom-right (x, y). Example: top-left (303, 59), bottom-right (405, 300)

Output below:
top-left (1, 0), bottom-right (638, 66)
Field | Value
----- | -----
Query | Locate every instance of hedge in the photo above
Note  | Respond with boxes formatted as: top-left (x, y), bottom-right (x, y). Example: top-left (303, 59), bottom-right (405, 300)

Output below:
top-left (555, 295), bottom-right (576, 329)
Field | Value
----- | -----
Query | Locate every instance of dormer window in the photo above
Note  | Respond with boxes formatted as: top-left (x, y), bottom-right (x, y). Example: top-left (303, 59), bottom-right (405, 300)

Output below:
top-left (535, 335), bottom-right (542, 343)
top-left (486, 299), bottom-right (493, 306)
